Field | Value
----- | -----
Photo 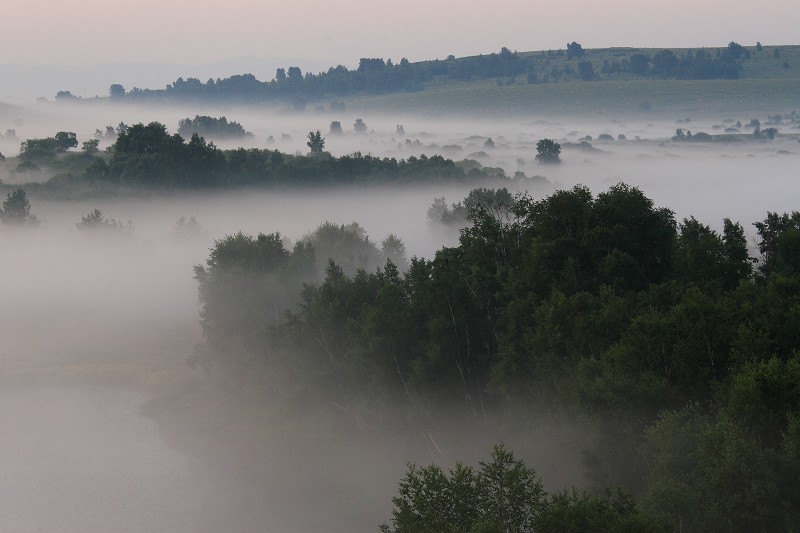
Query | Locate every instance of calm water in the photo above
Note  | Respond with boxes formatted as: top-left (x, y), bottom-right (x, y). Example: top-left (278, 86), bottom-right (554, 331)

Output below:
top-left (0, 384), bottom-right (282, 533)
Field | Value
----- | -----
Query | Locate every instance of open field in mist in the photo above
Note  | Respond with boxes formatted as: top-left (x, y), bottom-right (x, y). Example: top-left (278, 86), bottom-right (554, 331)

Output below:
top-left (346, 77), bottom-right (800, 118)
top-left (1, 80), bottom-right (799, 531)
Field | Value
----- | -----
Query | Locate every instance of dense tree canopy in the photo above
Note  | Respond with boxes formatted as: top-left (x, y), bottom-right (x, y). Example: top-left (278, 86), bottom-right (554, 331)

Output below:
top-left (72, 122), bottom-right (512, 189)
top-left (382, 445), bottom-right (659, 533)
top-left (192, 183), bottom-right (800, 531)
top-left (177, 115), bottom-right (252, 140)
top-left (306, 130), bottom-right (325, 154)
top-left (19, 131), bottom-right (79, 163)
top-left (535, 138), bottom-right (561, 164)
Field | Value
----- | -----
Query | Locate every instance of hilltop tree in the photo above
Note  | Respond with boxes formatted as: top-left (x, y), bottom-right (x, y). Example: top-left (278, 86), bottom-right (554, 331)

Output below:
top-left (726, 41), bottom-right (744, 60)
top-left (0, 188), bottom-right (38, 226)
top-left (535, 138), bottom-right (561, 164)
top-left (566, 41), bottom-right (585, 59)
top-left (82, 139), bottom-right (100, 154)
top-left (306, 130), bottom-right (326, 154)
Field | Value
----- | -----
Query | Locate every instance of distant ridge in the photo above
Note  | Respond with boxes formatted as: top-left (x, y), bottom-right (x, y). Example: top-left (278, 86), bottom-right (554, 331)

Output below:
top-left (0, 57), bottom-right (333, 103)
top-left (44, 42), bottom-right (799, 107)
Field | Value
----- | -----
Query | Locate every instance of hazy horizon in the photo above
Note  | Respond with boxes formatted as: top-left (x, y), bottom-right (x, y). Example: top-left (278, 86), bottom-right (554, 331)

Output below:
top-left (5, 0), bottom-right (798, 68)
top-left (4, 0), bottom-right (798, 103)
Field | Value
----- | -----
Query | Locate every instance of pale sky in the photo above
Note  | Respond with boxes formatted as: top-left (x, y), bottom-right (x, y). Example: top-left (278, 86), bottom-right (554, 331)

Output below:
top-left (4, 0), bottom-right (799, 68)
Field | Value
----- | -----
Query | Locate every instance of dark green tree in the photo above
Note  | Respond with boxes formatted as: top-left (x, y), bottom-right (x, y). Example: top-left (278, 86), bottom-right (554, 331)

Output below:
top-left (754, 211), bottom-right (800, 276)
top-left (0, 188), bottom-right (38, 226)
top-left (306, 130), bottom-right (325, 154)
top-left (82, 139), bottom-right (100, 154)
top-left (54, 131), bottom-right (78, 152)
top-left (382, 444), bottom-right (658, 533)
top-left (535, 138), bottom-right (561, 164)
top-left (109, 84), bottom-right (126, 98)
top-left (177, 115), bottom-right (251, 140)
top-left (381, 445), bottom-right (545, 533)
top-left (566, 41), bottom-right (585, 59)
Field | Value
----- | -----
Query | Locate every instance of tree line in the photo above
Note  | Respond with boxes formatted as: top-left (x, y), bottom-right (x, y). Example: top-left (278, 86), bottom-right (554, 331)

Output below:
top-left (89, 43), bottom-right (752, 104)
top-left (21, 122), bottom-right (521, 190)
top-left (193, 183), bottom-right (800, 531)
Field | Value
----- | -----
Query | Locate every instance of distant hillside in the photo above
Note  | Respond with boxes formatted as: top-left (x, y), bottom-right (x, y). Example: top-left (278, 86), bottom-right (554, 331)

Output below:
top-left (345, 77), bottom-right (800, 118)
top-left (0, 57), bottom-right (333, 103)
top-left (45, 42), bottom-right (800, 116)
top-left (57, 42), bottom-right (800, 104)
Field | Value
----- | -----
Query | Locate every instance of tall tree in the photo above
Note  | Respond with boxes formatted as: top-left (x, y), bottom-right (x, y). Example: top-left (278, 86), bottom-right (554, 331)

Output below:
top-left (0, 188), bottom-right (38, 226)
top-left (535, 138), bottom-right (561, 164)
top-left (306, 130), bottom-right (326, 154)
top-left (566, 41), bottom-right (585, 59)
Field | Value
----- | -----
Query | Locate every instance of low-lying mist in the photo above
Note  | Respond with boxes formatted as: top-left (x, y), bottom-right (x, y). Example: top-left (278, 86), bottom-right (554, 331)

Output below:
top-left (2, 185), bottom-right (548, 532)
top-left (1, 100), bottom-right (799, 531)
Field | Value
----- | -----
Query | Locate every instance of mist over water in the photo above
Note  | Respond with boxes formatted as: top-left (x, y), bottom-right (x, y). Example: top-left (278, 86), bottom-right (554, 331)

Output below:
top-left (1, 99), bottom-right (798, 531)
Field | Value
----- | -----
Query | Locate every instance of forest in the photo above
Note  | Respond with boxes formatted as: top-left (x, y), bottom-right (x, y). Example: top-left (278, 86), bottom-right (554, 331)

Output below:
top-left (189, 183), bottom-right (800, 532)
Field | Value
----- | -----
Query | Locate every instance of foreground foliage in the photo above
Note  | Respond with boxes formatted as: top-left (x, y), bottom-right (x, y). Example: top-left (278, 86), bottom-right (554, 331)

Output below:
top-left (195, 183), bottom-right (800, 531)
top-left (381, 445), bottom-right (659, 533)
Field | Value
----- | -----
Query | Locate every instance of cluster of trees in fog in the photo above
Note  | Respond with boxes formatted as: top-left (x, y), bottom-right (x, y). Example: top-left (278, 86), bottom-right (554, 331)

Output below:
top-left (600, 42), bottom-right (747, 80)
top-left (0, 188), bottom-right (38, 226)
top-left (0, 188), bottom-right (207, 241)
top-left (193, 183), bottom-right (800, 531)
top-left (14, 122), bottom-right (525, 190)
top-left (176, 115), bottom-right (253, 140)
top-left (87, 42), bottom-right (755, 104)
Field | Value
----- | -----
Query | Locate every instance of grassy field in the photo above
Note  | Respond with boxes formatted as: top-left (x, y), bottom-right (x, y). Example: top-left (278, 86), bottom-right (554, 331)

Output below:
top-left (347, 77), bottom-right (799, 119)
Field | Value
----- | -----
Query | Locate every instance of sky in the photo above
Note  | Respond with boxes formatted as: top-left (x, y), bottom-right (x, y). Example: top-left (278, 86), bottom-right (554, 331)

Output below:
top-left (3, 0), bottom-right (799, 69)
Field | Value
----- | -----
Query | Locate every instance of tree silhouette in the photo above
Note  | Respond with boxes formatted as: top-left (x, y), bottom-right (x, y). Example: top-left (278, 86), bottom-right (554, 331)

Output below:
top-left (0, 188), bottom-right (38, 226)
top-left (306, 130), bottom-right (326, 154)
top-left (535, 139), bottom-right (561, 164)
